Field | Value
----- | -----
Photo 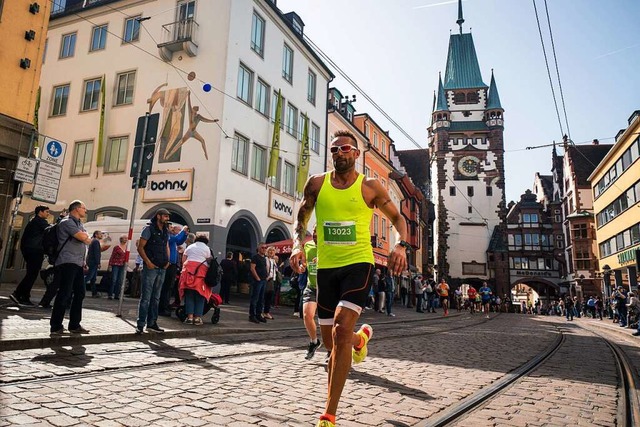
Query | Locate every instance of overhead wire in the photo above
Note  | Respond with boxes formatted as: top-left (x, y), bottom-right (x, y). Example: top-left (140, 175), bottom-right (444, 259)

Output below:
top-left (532, 0), bottom-right (564, 138)
top-left (543, 0), bottom-right (571, 140)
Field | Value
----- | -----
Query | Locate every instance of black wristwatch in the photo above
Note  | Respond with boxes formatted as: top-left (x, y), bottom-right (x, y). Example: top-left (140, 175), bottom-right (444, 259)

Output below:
top-left (396, 240), bottom-right (411, 251)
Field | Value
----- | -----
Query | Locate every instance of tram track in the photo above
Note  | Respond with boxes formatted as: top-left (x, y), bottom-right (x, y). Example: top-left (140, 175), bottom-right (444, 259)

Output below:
top-left (418, 321), bottom-right (640, 427)
top-left (0, 312), bottom-right (495, 387)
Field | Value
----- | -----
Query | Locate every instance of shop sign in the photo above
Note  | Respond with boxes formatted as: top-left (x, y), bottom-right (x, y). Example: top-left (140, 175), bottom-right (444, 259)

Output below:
top-left (268, 189), bottom-right (294, 224)
top-left (514, 270), bottom-right (558, 278)
top-left (617, 246), bottom-right (639, 265)
top-left (142, 169), bottom-right (193, 202)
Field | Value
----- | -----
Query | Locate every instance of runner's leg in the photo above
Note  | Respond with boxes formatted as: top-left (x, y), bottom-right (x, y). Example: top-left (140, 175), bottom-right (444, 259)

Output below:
top-left (326, 306), bottom-right (359, 417)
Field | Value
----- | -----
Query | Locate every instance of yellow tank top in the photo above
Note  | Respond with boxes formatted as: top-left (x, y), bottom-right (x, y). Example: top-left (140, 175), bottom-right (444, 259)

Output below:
top-left (315, 172), bottom-right (374, 269)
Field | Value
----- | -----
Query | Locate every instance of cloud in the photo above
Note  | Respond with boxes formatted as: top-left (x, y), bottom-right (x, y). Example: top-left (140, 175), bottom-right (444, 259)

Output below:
top-left (412, 0), bottom-right (467, 10)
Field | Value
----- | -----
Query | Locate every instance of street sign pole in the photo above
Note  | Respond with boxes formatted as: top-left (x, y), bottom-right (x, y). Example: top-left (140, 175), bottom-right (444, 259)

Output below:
top-left (117, 113), bottom-right (150, 317)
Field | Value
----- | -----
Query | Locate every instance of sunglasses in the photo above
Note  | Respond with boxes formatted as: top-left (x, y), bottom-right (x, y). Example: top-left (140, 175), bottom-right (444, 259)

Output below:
top-left (330, 145), bottom-right (357, 154)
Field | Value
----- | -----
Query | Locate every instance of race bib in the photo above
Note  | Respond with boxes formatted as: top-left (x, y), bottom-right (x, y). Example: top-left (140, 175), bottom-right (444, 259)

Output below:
top-left (323, 221), bottom-right (356, 245)
top-left (308, 259), bottom-right (318, 275)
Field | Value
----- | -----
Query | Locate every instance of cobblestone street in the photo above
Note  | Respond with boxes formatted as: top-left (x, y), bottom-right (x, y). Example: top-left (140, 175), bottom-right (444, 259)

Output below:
top-left (3, 298), bottom-right (638, 427)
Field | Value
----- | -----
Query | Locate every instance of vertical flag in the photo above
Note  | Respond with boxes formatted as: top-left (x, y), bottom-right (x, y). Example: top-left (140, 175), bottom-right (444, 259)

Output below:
top-left (33, 86), bottom-right (41, 154)
top-left (267, 89), bottom-right (282, 180)
top-left (296, 114), bottom-right (310, 196)
top-left (97, 75), bottom-right (106, 166)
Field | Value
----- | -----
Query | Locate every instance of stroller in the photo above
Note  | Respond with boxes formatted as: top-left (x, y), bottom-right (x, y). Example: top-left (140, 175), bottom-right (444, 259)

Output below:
top-left (175, 292), bottom-right (223, 324)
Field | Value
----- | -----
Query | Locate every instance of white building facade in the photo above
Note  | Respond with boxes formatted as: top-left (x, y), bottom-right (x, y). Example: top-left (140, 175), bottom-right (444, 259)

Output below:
top-left (25, 0), bottom-right (332, 261)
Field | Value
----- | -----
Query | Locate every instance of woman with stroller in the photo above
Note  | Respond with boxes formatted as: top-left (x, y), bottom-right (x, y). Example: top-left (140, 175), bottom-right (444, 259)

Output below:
top-left (179, 235), bottom-right (213, 325)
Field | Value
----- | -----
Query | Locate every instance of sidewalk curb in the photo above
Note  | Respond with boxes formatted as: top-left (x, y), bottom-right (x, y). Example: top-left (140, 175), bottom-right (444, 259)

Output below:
top-left (0, 312), bottom-right (463, 352)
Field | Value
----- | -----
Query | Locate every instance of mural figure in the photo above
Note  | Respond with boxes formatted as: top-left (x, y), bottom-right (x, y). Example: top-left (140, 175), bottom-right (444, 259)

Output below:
top-left (165, 93), bottom-right (217, 160)
top-left (147, 84), bottom-right (188, 163)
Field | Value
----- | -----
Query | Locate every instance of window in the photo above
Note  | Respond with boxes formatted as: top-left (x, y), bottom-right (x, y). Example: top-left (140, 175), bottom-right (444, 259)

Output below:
top-left (373, 172), bottom-right (379, 180)
top-left (449, 186), bottom-right (456, 196)
top-left (232, 133), bottom-right (249, 174)
top-left (486, 186), bottom-right (493, 196)
top-left (373, 214), bottom-right (379, 236)
top-left (307, 70), bottom-right (317, 104)
top-left (381, 218), bottom-right (387, 240)
top-left (104, 136), bottom-right (128, 173)
top-left (282, 44), bottom-right (293, 83)
top-left (286, 103), bottom-right (298, 136)
top-left (51, 84), bottom-right (70, 116)
top-left (82, 78), bottom-right (102, 111)
top-left (283, 162), bottom-right (295, 195)
top-left (310, 123), bottom-right (320, 153)
top-left (381, 179), bottom-right (386, 188)
top-left (573, 223), bottom-right (588, 239)
top-left (237, 63), bottom-right (253, 105)
top-left (373, 132), bottom-right (378, 148)
top-left (381, 141), bottom-right (386, 157)
top-left (251, 144), bottom-right (266, 183)
top-left (298, 114), bottom-right (305, 141)
top-left (468, 206), bottom-right (473, 214)
top-left (60, 32), bottom-right (76, 58)
top-left (467, 186), bottom-right (474, 197)
top-left (90, 25), bottom-right (107, 51)
top-left (481, 138), bottom-right (487, 145)
top-left (115, 71), bottom-right (135, 105)
top-left (364, 166), bottom-right (370, 177)
top-left (123, 16), bottom-right (141, 43)
top-left (457, 138), bottom-right (463, 145)
top-left (514, 234), bottom-right (522, 246)
top-left (255, 79), bottom-right (269, 117)
top-left (271, 158), bottom-right (282, 190)
top-left (250, 11), bottom-right (265, 56)
top-left (364, 123), bottom-right (369, 138)
top-left (71, 140), bottom-right (93, 176)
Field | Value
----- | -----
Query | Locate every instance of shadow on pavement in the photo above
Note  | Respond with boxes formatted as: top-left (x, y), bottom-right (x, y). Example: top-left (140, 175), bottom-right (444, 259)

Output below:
top-left (31, 345), bottom-right (93, 368)
top-left (350, 370), bottom-right (434, 401)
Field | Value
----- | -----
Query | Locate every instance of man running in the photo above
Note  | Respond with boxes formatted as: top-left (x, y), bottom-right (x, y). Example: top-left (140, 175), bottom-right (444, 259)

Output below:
top-left (302, 226), bottom-right (322, 360)
top-left (467, 285), bottom-right (477, 314)
top-left (436, 278), bottom-right (450, 316)
top-left (290, 130), bottom-right (408, 427)
top-left (479, 282), bottom-right (492, 318)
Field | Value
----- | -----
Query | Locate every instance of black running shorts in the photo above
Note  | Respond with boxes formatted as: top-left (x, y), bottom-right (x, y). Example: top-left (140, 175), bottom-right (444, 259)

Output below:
top-left (316, 262), bottom-right (374, 320)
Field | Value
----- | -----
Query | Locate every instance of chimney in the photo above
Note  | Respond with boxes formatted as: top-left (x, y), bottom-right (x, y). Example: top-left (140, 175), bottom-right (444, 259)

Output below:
top-left (592, 139), bottom-right (599, 145)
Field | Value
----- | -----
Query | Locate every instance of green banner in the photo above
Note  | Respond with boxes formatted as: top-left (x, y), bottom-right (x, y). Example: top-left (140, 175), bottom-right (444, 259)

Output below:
top-left (267, 89), bottom-right (282, 180)
top-left (296, 114), bottom-right (310, 195)
top-left (97, 75), bottom-right (106, 166)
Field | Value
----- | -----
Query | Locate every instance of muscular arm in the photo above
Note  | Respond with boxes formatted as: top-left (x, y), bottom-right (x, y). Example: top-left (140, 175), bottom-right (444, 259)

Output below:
top-left (73, 231), bottom-right (91, 245)
top-left (290, 175), bottom-right (322, 273)
top-left (365, 178), bottom-right (408, 275)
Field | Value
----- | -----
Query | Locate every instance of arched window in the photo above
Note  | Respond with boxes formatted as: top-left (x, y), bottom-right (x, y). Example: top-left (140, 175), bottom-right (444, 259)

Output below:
top-left (453, 92), bottom-right (466, 104)
top-left (466, 92), bottom-right (479, 103)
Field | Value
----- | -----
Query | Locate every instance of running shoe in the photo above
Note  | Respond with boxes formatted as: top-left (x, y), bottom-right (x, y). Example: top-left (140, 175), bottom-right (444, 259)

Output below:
top-left (316, 420), bottom-right (335, 427)
top-left (305, 339), bottom-right (321, 360)
top-left (352, 324), bottom-right (373, 364)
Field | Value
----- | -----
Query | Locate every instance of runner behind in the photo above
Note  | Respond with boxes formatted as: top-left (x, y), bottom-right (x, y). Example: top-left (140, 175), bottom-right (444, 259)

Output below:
top-left (436, 278), bottom-right (450, 316)
top-left (479, 282), bottom-right (492, 318)
top-left (302, 226), bottom-right (321, 359)
top-left (467, 285), bottom-right (477, 314)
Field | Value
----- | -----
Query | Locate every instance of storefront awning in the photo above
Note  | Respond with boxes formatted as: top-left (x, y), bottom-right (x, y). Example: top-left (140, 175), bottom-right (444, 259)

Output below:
top-left (266, 238), bottom-right (312, 256)
top-left (374, 253), bottom-right (388, 267)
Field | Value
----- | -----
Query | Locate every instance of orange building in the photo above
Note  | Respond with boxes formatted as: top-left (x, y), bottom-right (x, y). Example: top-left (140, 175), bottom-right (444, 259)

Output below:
top-left (352, 113), bottom-right (398, 269)
top-left (0, 0), bottom-right (51, 270)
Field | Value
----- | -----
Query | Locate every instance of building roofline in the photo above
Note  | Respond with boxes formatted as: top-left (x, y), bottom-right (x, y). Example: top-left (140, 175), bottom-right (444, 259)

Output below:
top-left (587, 113), bottom-right (640, 181)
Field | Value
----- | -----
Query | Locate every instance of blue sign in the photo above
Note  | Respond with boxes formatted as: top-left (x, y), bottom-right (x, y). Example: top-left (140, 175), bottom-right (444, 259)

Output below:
top-left (46, 140), bottom-right (63, 158)
top-left (40, 137), bottom-right (67, 166)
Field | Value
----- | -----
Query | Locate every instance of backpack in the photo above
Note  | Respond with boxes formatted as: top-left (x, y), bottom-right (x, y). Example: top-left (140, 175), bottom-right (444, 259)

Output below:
top-left (204, 256), bottom-right (221, 287)
top-left (42, 223), bottom-right (70, 264)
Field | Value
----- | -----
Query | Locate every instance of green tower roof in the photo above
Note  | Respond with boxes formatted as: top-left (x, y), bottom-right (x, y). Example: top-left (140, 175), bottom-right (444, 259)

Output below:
top-left (435, 74), bottom-right (449, 111)
top-left (486, 70), bottom-right (503, 109)
top-left (443, 33), bottom-right (487, 90)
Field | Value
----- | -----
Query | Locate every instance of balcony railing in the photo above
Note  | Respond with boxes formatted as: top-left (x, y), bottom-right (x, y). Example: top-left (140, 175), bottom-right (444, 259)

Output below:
top-left (157, 18), bottom-right (199, 60)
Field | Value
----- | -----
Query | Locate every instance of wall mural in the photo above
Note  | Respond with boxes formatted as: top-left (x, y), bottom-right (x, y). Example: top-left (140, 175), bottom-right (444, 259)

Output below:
top-left (147, 83), bottom-right (216, 163)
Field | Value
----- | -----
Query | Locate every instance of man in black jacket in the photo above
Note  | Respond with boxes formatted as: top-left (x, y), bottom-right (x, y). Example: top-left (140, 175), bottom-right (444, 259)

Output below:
top-left (10, 205), bottom-right (50, 306)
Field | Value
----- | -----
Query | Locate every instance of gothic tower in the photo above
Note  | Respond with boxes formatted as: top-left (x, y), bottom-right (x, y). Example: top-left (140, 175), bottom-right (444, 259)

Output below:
top-left (428, 0), bottom-right (508, 292)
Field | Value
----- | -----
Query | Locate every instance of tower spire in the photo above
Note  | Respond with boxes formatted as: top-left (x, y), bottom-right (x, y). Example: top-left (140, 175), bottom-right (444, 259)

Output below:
top-left (456, 0), bottom-right (464, 34)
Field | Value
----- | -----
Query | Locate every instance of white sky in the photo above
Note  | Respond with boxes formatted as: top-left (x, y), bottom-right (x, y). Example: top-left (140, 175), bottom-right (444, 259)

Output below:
top-left (277, 0), bottom-right (640, 202)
